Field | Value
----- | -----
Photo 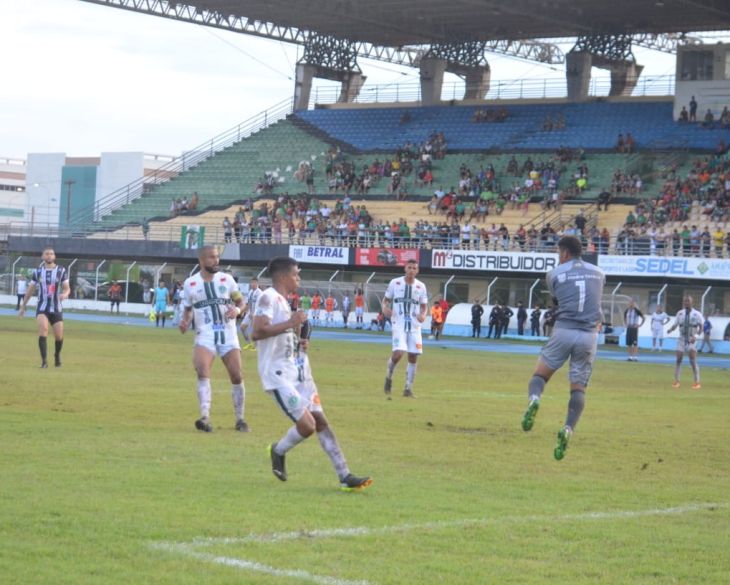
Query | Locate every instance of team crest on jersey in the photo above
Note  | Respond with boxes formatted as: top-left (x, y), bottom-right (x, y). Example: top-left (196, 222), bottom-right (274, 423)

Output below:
top-left (288, 395), bottom-right (299, 407)
top-left (190, 281), bottom-right (197, 287)
top-left (557, 273), bottom-right (567, 283)
top-left (218, 285), bottom-right (227, 294)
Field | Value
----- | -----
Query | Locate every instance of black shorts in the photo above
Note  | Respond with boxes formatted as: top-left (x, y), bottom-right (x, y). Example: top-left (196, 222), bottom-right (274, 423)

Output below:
top-left (626, 326), bottom-right (638, 347)
top-left (111, 299), bottom-right (121, 306)
top-left (37, 311), bottom-right (63, 325)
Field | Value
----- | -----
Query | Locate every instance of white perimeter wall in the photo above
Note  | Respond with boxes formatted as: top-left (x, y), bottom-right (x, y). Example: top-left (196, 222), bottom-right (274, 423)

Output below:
top-left (96, 152), bottom-right (144, 215)
top-left (25, 153), bottom-right (66, 227)
top-left (674, 80), bottom-right (730, 120)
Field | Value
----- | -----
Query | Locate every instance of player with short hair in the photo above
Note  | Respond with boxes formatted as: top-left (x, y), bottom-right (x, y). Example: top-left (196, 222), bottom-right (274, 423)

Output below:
top-left (667, 296), bottom-right (704, 389)
top-left (179, 245), bottom-right (249, 432)
top-left (18, 247), bottom-right (70, 368)
top-left (324, 293), bottom-right (337, 327)
top-left (354, 289), bottom-right (365, 329)
top-left (253, 256), bottom-right (372, 491)
top-left (650, 305), bottom-right (670, 351)
top-left (151, 280), bottom-right (171, 327)
top-left (240, 277), bottom-right (262, 351)
top-left (623, 299), bottom-right (645, 361)
top-left (382, 259), bottom-right (429, 398)
top-left (310, 292), bottom-right (322, 327)
top-left (520, 235), bottom-right (605, 461)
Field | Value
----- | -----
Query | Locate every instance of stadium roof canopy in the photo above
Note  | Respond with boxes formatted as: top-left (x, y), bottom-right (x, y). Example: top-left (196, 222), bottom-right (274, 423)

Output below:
top-left (167, 0), bottom-right (729, 45)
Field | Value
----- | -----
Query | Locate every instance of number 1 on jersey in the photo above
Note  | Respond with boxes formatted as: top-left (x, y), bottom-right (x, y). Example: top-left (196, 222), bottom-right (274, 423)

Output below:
top-left (575, 280), bottom-right (585, 312)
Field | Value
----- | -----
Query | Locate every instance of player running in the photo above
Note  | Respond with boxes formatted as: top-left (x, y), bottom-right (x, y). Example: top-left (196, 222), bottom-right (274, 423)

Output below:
top-left (382, 259), bottom-right (429, 398)
top-left (649, 305), bottom-right (670, 351)
top-left (179, 245), bottom-right (250, 433)
top-left (18, 247), bottom-right (70, 368)
top-left (667, 295), bottom-right (704, 389)
top-left (252, 256), bottom-right (372, 492)
top-left (520, 236), bottom-right (605, 461)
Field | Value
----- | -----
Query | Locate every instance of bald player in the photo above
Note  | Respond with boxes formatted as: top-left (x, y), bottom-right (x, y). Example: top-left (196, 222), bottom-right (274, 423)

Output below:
top-left (179, 245), bottom-right (250, 432)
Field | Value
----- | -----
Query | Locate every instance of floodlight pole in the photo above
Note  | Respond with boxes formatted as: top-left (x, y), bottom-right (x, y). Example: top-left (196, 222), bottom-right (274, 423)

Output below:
top-left (94, 260), bottom-right (106, 302)
top-left (700, 286), bottom-right (712, 316)
top-left (528, 278), bottom-right (540, 310)
top-left (67, 259), bottom-right (78, 298)
top-left (125, 261), bottom-right (137, 304)
top-left (486, 277), bottom-right (499, 306)
top-left (328, 270), bottom-right (339, 295)
top-left (155, 262), bottom-right (167, 286)
top-left (656, 284), bottom-right (668, 308)
top-left (257, 266), bottom-right (267, 279)
top-left (189, 264), bottom-right (199, 276)
top-left (11, 256), bottom-right (22, 296)
top-left (443, 275), bottom-right (455, 303)
top-left (610, 282), bottom-right (622, 326)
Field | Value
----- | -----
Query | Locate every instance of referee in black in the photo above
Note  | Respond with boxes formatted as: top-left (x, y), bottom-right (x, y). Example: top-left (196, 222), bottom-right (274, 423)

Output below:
top-left (18, 247), bottom-right (70, 368)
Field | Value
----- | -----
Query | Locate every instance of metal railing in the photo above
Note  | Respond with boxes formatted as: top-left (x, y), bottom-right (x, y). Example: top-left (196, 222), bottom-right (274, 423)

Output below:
top-left (311, 75), bottom-right (676, 105)
top-left (70, 98), bottom-right (294, 229)
top-left (3, 218), bottom-right (728, 261)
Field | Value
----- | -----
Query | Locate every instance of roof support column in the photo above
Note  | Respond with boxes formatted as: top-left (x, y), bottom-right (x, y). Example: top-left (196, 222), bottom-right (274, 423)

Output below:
top-left (566, 50), bottom-right (593, 102)
top-left (419, 57), bottom-right (447, 105)
top-left (608, 61), bottom-right (644, 96)
top-left (294, 63), bottom-right (316, 111)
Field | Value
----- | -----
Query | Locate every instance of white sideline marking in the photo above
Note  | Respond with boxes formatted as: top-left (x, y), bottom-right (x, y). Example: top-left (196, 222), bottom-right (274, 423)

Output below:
top-left (150, 542), bottom-right (371, 585)
top-left (153, 502), bottom-right (726, 584)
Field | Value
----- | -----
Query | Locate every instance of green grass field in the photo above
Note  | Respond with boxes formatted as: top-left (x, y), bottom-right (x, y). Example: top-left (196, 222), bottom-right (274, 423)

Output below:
top-left (1, 315), bottom-right (729, 584)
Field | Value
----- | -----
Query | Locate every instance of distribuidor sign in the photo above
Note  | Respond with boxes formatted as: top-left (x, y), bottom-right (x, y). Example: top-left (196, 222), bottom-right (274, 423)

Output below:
top-left (356, 248), bottom-right (420, 267)
top-left (431, 249), bottom-right (559, 272)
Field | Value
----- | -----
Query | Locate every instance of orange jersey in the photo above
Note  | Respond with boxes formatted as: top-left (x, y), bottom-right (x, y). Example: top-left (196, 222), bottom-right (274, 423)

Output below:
top-left (430, 305), bottom-right (444, 324)
top-left (311, 295), bottom-right (322, 309)
top-left (354, 294), bottom-right (364, 308)
top-left (325, 297), bottom-right (335, 311)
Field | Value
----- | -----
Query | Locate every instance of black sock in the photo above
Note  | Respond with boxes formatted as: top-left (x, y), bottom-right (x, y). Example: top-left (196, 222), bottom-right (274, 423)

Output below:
top-left (156, 316), bottom-right (160, 326)
top-left (39, 337), bottom-right (47, 362)
top-left (162, 316), bottom-right (166, 327)
top-left (55, 339), bottom-right (63, 358)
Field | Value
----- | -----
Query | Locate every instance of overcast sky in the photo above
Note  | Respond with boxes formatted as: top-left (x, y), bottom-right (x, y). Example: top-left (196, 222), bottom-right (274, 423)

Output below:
top-left (2, 0), bottom-right (723, 159)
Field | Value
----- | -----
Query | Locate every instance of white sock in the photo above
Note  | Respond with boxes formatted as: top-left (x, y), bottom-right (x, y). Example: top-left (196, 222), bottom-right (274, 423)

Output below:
top-left (197, 378), bottom-right (211, 419)
top-left (691, 361), bottom-right (700, 383)
top-left (317, 427), bottom-right (350, 480)
top-left (406, 362), bottom-right (417, 387)
top-left (276, 426), bottom-right (306, 454)
top-left (386, 358), bottom-right (396, 379)
top-left (231, 383), bottom-right (245, 420)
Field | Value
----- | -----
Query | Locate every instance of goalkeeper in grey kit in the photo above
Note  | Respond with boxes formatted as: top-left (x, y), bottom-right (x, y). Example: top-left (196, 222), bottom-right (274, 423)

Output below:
top-left (520, 236), bottom-right (605, 461)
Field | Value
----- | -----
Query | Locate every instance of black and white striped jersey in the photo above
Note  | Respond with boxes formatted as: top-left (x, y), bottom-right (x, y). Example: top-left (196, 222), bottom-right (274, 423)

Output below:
top-left (31, 264), bottom-right (68, 313)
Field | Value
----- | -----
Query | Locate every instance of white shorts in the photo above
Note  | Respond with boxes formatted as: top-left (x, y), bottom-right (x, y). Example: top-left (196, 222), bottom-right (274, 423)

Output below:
top-left (651, 325), bottom-right (664, 339)
top-left (194, 338), bottom-right (240, 358)
top-left (240, 313), bottom-right (252, 329)
top-left (391, 328), bottom-right (423, 354)
top-left (677, 338), bottom-right (697, 353)
top-left (267, 355), bottom-right (323, 421)
top-left (355, 307), bottom-right (364, 316)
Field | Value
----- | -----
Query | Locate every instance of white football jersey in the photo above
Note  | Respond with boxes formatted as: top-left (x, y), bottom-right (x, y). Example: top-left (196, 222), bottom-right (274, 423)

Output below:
top-left (650, 311), bottom-right (669, 327)
top-left (384, 277), bottom-right (428, 333)
top-left (672, 308), bottom-right (704, 342)
top-left (182, 272), bottom-right (239, 344)
top-left (254, 287), bottom-right (298, 389)
top-left (247, 286), bottom-right (263, 314)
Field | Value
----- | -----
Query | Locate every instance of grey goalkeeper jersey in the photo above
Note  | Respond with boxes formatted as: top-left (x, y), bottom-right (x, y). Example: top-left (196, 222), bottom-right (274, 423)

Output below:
top-left (546, 258), bottom-right (605, 332)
